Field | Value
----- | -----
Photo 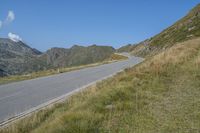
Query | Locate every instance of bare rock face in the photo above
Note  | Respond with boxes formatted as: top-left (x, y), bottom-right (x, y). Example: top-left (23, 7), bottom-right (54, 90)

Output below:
top-left (0, 38), bottom-right (42, 56)
top-left (46, 48), bottom-right (68, 67)
top-left (0, 38), bottom-right (44, 75)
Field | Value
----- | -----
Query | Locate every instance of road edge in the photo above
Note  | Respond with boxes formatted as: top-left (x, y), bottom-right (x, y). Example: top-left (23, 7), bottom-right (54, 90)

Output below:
top-left (0, 56), bottom-right (144, 128)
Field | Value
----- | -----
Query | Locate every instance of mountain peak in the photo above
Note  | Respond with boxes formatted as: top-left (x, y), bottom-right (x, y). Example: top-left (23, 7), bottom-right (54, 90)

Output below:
top-left (0, 38), bottom-right (42, 55)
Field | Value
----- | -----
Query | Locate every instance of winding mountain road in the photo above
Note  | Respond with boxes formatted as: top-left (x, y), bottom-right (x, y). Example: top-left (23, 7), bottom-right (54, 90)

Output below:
top-left (0, 55), bottom-right (143, 125)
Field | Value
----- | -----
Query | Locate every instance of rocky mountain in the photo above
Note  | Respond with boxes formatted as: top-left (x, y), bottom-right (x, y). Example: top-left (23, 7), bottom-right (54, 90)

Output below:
top-left (0, 38), bottom-right (42, 56)
top-left (120, 3), bottom-right (200, 57)
top-left (45, 45), bottom-right (115, 68)
top-left (0, 38), bottom-right (44, 75)
top-left (0, 38), bottom-right (115, 76)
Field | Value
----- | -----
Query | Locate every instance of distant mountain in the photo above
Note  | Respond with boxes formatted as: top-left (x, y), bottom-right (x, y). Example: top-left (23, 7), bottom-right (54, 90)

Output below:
top-left (45, 45), bottom-right (115, 67)
top-left (120, 3), bottom-right (200, 57)
top-left (0, 38), bottom-right (115, 76)
top-left (117, 44), bottom-right (135, 52)
top-left (0, 68), bottom-right (7, 77)
top-left (0, 38), bottom-right (44, 75)
top-left (0, 38), bottom-right (42, 57)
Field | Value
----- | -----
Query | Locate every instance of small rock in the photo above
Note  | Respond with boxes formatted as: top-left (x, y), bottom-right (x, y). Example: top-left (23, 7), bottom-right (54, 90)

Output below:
top-left (188, 26), bottom-right (196, 31)
top-left (105, 104), bottom-right (115, 110)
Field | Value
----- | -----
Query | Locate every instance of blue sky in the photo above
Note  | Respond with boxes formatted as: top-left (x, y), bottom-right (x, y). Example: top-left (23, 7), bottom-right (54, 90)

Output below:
top-left (0, 0), bottom-right (200, 51)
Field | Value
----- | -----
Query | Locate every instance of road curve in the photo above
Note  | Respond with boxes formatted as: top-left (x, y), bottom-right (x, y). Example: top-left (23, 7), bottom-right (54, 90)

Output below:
top-left (0, 56), bottom-right (143, 124)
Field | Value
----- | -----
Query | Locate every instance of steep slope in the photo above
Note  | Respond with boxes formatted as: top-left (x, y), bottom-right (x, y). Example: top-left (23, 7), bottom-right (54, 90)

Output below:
top-left (45, 45), bottom-right (115, 67)
top-left (129, 3), bottom-right (200, 57)
top-left (0, 38), bottom-right (43, 75)
top-left (0, 38), bottom-right (42, 55)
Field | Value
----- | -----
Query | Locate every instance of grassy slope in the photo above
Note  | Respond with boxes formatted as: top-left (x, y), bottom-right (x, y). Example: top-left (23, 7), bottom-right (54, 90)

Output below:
top-left (2, 38), bottom-right (200, 133)
top-left (130, 3), bottom-right (200, 57)
top-left (0, 53), bottom-right (127, 85)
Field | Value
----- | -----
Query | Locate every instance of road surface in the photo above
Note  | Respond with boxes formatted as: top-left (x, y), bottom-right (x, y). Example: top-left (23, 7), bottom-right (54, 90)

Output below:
top-left (0, 56), bottom-right (143, 124)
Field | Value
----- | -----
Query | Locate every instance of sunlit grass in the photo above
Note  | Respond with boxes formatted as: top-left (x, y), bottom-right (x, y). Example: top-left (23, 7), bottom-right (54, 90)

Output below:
top-left (1, 38), bottom-right (200, 133)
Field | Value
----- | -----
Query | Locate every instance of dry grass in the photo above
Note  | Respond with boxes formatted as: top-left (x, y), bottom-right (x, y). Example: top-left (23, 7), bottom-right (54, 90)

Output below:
top-left (139, 38), bottom-right (200, 74)
top-left (1, 38), bottom-right (200, 133)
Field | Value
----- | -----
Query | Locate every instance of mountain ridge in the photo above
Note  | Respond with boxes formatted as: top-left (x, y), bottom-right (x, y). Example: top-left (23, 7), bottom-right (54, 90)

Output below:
top-left (45, 45), bottom-right (115, 67)
top-left (0, 38), bottom-right (115, 76)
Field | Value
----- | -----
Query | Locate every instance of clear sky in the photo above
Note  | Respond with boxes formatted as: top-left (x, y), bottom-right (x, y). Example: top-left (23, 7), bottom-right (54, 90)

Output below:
top-left (0, 0), bottom-right (200, 51)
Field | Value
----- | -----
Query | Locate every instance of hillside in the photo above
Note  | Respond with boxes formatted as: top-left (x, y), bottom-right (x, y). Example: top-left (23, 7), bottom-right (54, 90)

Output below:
top-left (0, 39), bottom-right (115, 76)
top-left (45, 45), bottom-right (115, 68)
top-left (2, 37), bottom-right (199, 133)
top-left (0, 38), bottom-right (44, 75)
top-left (0, 38), bottom-right (42, 55)
top-left (121, 3), bottom-right (200, 57)
top-left (117, 44), bottom-right (133, 52)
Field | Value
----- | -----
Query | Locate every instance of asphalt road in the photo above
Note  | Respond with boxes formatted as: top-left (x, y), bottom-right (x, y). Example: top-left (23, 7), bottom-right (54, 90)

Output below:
top-left (0, 56), bottom-right (143, 123)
